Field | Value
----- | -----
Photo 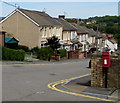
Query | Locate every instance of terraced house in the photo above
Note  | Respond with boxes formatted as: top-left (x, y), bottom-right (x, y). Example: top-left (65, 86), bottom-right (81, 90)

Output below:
top-left (0, 9), bottom-right (62, 49)
top-left (71, 23), bottom-right (89, 51)
top-left (54, 17), bottom-right (77, 51)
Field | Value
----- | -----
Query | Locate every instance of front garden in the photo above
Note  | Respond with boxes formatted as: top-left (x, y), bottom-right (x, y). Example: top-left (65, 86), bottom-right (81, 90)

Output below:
top-left (1, 36), bottom-right (67, 61)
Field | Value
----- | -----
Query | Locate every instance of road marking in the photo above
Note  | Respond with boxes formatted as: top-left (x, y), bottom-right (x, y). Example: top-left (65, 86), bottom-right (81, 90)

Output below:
top-left (47, 74), bottom-right (114, 102)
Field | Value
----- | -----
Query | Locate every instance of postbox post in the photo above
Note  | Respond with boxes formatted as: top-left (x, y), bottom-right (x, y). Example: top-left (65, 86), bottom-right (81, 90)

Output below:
top-left (102, 51), bottom-right (110, 88)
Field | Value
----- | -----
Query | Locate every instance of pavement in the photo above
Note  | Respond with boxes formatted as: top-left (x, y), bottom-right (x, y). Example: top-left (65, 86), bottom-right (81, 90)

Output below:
top-left (1, 59), bottom-right (86, 65)
top-left (61, 75), bottom-right (120, 102)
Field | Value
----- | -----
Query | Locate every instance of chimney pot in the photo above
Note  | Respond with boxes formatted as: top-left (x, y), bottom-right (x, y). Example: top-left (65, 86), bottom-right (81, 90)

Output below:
top-left (58, 15), bottom-right (65, 19)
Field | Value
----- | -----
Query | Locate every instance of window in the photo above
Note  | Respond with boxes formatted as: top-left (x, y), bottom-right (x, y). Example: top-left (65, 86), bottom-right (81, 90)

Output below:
top-left (42, 27), bottom-right (47, 38)
top-left (56, 27), bottom-right (61, 36)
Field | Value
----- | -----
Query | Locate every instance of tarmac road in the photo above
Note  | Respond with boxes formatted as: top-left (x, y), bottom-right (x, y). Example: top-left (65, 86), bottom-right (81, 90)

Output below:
top-left (2, 59), bottom-right (110, 101)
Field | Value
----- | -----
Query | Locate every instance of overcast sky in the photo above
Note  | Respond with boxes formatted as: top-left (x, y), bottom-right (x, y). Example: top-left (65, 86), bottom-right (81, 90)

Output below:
top-left (0, 1), bottom-right (119, 19)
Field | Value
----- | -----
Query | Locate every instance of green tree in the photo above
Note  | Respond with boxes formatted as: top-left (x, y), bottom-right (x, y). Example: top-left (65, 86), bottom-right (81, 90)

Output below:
top-left (46, 36), bottom-right (61, 54)
top-left (114, 34), bottom-right (120, 48)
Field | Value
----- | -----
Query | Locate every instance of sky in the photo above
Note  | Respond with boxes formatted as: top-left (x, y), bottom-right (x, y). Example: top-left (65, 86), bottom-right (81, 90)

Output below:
top-left (0, 1), bottom-right (119, 19)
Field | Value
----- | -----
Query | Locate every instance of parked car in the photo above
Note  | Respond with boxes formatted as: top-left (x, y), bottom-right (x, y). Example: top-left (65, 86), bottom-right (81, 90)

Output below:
top-left (88, 47), bottom-right (96, 53)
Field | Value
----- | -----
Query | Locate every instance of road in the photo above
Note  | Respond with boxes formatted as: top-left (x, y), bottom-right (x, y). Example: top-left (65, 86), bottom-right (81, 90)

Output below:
top-left (2, 59), bottom-right (105, 101)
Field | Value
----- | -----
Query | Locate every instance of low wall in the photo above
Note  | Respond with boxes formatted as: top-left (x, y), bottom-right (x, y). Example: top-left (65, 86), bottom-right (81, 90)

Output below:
top-left (91, 56), bottom-right (120, 88)
top-left (68, 49), bottom-right (79, 59)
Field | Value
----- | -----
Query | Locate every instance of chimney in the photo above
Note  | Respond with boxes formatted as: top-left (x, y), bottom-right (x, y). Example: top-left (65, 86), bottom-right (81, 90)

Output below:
top-left (59, 15), bottom-right (65, 19)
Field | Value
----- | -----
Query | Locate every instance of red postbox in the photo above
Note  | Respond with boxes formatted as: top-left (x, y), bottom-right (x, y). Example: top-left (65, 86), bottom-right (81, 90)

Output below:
top-left (102, 52), bottom-right (110, 67)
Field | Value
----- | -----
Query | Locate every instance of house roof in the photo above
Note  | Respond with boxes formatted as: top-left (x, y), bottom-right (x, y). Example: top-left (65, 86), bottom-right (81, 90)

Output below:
top-left (5, 37), bottom-right (19, 43)
top-left (109, 39), bottom-right (117, 44)
top-left (102, 33), bottom-right (117, 44)
top-left (71, 23), bottom-right (88, 34)
top-left (18, 9), bottom-right (62, 27)
top-left (54, 18), bottom-right (77, 31)
top-left (0, 17), bottom-right (5, 22)
top-left (80, 26), bottom-right (97, 37)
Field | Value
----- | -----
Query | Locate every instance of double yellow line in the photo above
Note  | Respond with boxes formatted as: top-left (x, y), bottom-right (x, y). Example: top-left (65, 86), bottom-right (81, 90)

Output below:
top-left (48, 74), bottom-right (114, 102)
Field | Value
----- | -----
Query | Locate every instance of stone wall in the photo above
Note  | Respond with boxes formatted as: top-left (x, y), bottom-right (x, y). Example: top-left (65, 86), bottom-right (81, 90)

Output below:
top-left (108, 58), bottom-right (120, 88)
top-left (91, 57), bottom-right (104, 87)
top-left (91, 56), bottom-right (120, 88)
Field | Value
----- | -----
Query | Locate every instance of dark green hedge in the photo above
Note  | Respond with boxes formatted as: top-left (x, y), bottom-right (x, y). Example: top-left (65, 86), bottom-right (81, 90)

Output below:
top-left (30, 47), bottom-right (39, 55)
top-left (2, 47), bottom-right (25, 61)
top-left (17, 45), bottom-right (30, 52)
top-left (37, 47), bottom-right (53, 60)
top-left (58, 49), bottom-right (67, 58)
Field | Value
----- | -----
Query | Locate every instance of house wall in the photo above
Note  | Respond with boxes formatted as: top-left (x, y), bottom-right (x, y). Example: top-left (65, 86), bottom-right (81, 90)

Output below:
top-left (105, 39), bottom-right (117, 51)
top-left (77, 34), bottom-right (89, 51)
top-left (70, 31), bottom-right (77, 40)
top-left (62, 31), bottom-right (78, 43)
top-left (1, 11), bottom-right (40, 49)
top-left (41, 26), bottom-right (62, 42)
top-left (62, 31), bottom-right (71, 43)
top-left (88, 36), bottom-right (95, 45)
top-left (78, 34), bottom-right (88, 42)
top-left (97, 38), bottom-right (104, 47)
top-left (88, 36), bottom-right (92, 44)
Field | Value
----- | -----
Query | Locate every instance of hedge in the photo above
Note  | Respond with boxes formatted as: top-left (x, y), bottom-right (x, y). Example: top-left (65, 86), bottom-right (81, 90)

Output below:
top-left (17, 45), bottom-right (30, 52)
top-left (37, 47), bottom-right (53, 60)
top-left (58, 49), bottom-right (67, 58)
top-left (2, 47), bottom-right (25, 61)
top-left (30, 47), bottom-right (39, 55)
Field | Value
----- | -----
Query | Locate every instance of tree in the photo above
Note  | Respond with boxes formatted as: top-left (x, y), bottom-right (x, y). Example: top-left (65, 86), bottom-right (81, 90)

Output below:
top-left (5, 33), bottom-right (13, 37)
top-left (114, 34), bottom-right (120, 48)
top-left (46, 36), bottom-right (61, 54)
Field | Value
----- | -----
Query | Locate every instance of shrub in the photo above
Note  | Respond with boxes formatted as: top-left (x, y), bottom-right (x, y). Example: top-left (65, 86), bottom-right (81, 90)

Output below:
top-left (17, 45), bottom-right (30, 52)
top-left (58, 49), bottom-right (67, 58)
top-left (37, 47), bottom-right (53, 60)
top-left (30, 47), bottom-right (39, 55)
top-left (2, 47), bottom-right (25, 61)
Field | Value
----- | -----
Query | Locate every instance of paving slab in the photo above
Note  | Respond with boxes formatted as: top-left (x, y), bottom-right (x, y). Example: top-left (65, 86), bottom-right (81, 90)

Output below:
top-left (63, 75), bottom-right (119, 101)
